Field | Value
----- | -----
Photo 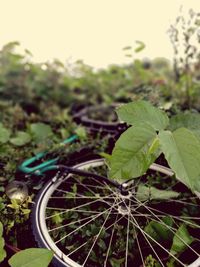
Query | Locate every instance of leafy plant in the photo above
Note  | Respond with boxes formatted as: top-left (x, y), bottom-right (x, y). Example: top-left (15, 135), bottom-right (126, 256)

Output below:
top-left (108, 100), bottom-right (200, 264)
top-left (109, 100), bottom-right (200, 193)
top-left (168, 8), bottom-right (200, 108)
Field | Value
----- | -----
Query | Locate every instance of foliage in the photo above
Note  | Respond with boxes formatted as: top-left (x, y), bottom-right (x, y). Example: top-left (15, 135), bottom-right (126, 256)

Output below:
top-left (170, 224), bottom-right (194, 256)
top-left (10, 132), bottom-right (31, 146)
top-left (110, 100), bottom-right (200, 193)
top-left (117, 100), bottom-right (169, 130)
top-left (0, 221), bottom-right (6, 263)
top-left (144, 217), bottom-right (174, 243)
top-left (109, 123), bottom-right (159, 179)
top-left (136, 184), bottom-right (180, 201)
top-left (0, 39), bottom-right (199, 266)
top-left (109, 100), bottom-right (200, 265)
top-left (8, 248), bottom-right (53, 267)
top-left (168, 8), bottom-right (200, 108)
top-left (145, 255), bottom-right (161, 267)
top-left (0, 195), bottom-right (32, 236)
top-left (159, 128), bottom-right (200, 192)
top-left (0, 123), bottom-right (10, 144)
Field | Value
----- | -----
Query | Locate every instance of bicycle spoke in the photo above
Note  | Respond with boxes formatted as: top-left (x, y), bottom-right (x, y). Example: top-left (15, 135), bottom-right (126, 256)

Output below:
top-left (82, 202), bottom-right (115, 266)
top-left (54, 200), bottom-right (121, 245)
top-left (135, 230), bottom-right (145, 267)
top-left (66, 211), bottom-right (123, 260)
top-left (128, 210), bottom-right (185, 266)
top-left (128, 215), bottom-right (165, 267)
top-left (55, 182), bottom-right (112, 192)
top-left (46, 193), bottom-right (115, 219)
top-left (73, 175), bottom-right (107, 196)
top-left (48, 212), bottom-right (105, 232)
top-left (104, 214), bottom-right (119, 267)
top-left (50, 195), bottom-right (116, 199)
top-left (164, 198), bottom-right (200, 207)
top-left (125, 201), bottom-right (130, 267)
top-left (144, 204), bottom-right (200, 228)
top-left (88, 175), bottom-right (117, 195)
top-left (132, 196), bottom-right (200, 258)
top-left (36, 158), bottom-right (200, 267)
top-left (129, 195), bottom-right (200, 222)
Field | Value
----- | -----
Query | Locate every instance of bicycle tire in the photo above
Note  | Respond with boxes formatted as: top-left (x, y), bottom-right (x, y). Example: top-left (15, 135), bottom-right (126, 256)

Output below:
top-left (31, 158), bottom-right (200, 267)
top-left (72, 104), bottom-right (127, 136)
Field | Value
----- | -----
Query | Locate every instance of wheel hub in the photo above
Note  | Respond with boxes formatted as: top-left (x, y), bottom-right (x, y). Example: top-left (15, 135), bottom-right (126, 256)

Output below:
top-left (117, 204), bottom-right (131, 215)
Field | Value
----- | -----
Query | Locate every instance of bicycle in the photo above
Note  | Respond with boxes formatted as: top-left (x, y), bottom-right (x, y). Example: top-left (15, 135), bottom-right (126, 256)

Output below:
top-left (9, 105), bottom-right (200, 267)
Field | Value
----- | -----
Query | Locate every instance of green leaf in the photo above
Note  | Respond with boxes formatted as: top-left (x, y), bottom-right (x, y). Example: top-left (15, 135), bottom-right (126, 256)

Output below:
top-left (30, 123), bottom-right (53, 142)
top-left (52, 212), bottom-right (63, 224)
top-left (109, 124), bottom-right (160, 180)
top-left (169, 113), bottom-right (200, 131)
top-left (134, 40), bottom-right (146, 53)
top-left (169, 113), bottom-right (200, 139)
top-left (145, 216), bottom-right (174, 242)
top-left (8, 248), bottom-right (53, 267)
top-left (136, 184), bottom-right (180, 202)
top-left (170, 224), bottom-right (194, 255)
top-left (75, 126), bottom-right (87, 139)
top-left (99, 152), bottom-right (111, 162)
top-left (117, 101), bottom-right (169, 131)
top-left (109, 257), bottom-right (125, 267)
top-left (0, 123), bottom-right (10, 144)
top-left (145, 255), bottom-right (161, 267)
top-left (0, 221), bottom-right (6, 263)
top-left (159, 128), bottom-right (200, 192)
top-left (10, 131), bottom-right (31, 146)
top-left (0, 239), bottom-right (6, 263)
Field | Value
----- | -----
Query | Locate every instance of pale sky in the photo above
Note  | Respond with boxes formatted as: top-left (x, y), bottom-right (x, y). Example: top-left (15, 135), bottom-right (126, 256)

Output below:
top-left (0, 0), bottom-right (200, 68)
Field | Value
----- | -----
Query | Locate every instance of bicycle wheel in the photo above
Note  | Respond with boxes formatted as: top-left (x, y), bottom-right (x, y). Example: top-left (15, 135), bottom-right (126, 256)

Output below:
top-left (31, 158), bottom-right (200, 267)
top-left (72, 104), bottom-right (127, 136)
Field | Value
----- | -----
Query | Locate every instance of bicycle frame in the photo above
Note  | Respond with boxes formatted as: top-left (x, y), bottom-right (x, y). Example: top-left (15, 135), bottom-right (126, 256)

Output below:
top-left (19, 135), bottom-right (78, 176)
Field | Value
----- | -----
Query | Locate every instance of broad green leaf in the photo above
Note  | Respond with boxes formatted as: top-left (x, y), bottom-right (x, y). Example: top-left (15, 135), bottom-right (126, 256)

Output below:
top-left (170, 224), bottom-right (194, 255)
top-left (159, 128), bottom-right (200, 192)
top-left (109, 124), bottom-right (160, 180)
top-left (0, 123), bottom-right (10, 144)
top-left (10, 131), bottom-right (31, 146)
top-left (117, 101), bottom-right (169, 131)
top-left (30, 123), bottom-right (53, 142)
top-left (0, 221), bottom-right (6, 263)
top-left (8, 248), bottom-right (53, 267)
top-left (136, 184), bottom-right (179, 202)
top-left (145, 216), bottom-right (174, 242)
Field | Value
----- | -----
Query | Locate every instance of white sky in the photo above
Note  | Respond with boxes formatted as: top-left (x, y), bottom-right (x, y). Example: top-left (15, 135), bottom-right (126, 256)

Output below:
top-left (0, 0), bottom-right (200, 68)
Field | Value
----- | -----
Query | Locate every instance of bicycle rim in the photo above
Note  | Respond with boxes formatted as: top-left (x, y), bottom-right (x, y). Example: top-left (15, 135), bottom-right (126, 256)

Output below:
top-left (32, 158), bottom-right (200, 267)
